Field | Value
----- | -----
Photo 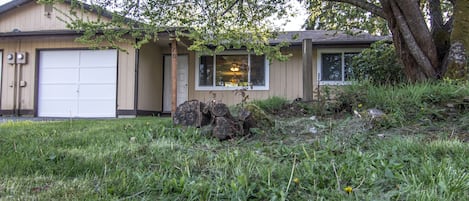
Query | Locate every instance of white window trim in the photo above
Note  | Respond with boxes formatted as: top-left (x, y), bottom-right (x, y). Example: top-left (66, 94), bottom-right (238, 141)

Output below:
top-left (317, 48), bottom-right (363, 85)
top-left (195, 50), bottom-right (269, 91)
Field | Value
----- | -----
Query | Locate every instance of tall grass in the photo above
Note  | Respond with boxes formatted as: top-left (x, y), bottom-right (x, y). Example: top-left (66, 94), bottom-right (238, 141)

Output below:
top-left (337, 80), bottom-right (469, 126)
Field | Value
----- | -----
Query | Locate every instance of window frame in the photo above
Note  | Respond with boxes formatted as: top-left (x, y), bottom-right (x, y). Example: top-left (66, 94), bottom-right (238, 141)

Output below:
top-left (317, 48), bottom-right (363, 85)
top-left (195, 50), bottom-right (270, 91)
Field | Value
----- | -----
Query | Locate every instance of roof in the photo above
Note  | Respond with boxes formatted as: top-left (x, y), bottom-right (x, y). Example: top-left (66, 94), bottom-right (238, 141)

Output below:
top-left (273, 30), bottom-right (387, 45)
top-left (0, 0), bottom-right (30, 15)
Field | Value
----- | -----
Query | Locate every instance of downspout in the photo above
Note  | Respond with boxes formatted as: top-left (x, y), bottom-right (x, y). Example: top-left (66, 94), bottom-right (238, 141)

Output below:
top-left (15, 40), bottom-right (22, 116)
top-left (134, 45), bottom-right (140, 116)
top-left (12, 59), bottom-right (17, 116)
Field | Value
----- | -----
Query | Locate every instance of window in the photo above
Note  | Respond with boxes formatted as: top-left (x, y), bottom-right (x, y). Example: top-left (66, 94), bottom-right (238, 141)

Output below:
top-left (196, 51), bottom-right (269, 90)
top-left (317, 49), bottom-right (361, 85)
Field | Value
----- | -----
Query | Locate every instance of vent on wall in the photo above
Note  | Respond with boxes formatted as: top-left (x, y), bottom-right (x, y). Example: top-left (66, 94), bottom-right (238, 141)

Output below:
top-left (44, 4), bottom-right (53, 18)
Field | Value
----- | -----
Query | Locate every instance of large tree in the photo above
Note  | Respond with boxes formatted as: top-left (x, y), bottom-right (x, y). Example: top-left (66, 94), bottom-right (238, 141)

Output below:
top-left (306, 0), bottom-right (468, 81)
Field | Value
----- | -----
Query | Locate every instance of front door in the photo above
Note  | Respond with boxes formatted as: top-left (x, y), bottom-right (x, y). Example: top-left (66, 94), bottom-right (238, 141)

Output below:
top-left (163, 55), bottom-right (188, 112)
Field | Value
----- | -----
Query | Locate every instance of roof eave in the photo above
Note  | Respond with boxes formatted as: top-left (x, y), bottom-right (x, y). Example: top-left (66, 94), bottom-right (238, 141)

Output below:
top-left (0, 0), bottom-right (32, 15)
top-left (0, 30), bottom-right (82, 38)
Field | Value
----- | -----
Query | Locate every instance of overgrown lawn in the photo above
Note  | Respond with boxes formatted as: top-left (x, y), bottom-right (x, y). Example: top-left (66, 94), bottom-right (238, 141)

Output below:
top-left (1, 117), bottom-right (468, 200)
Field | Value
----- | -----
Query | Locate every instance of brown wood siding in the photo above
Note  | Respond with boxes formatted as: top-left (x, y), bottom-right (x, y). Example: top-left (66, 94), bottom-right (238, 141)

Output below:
top-left (189, 47), bottom-right (303, 106)
top-left (138, 42), bottom-right (163, 111)
top-left (0, 37), bottom-right (135, 113)
top-left (0, 2), bottom-right (107, 33)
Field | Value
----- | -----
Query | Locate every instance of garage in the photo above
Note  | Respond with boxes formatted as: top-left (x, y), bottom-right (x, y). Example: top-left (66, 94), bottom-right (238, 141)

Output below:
top-left (37, 50), bottom-right (117, 117)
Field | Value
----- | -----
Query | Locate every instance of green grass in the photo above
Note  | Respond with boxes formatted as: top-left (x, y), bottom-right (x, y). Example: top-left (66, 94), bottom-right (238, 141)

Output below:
top-left (1, 116), bottom-right (468, 200)
top-left (251, 96), bottom-right (289, 114)
top-left (334, 80), bottom-right (469, 128)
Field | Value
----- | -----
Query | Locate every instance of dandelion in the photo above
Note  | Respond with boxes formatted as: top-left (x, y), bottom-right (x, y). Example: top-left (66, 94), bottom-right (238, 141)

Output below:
top-left (344, 186), bottom-right (353, 194)
top-left (293, 177), bottom-right (300, 185)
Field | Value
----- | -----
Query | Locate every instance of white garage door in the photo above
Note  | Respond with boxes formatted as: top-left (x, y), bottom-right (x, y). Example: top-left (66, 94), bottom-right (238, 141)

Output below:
top-left (38, 50), bottom-right (117, 117)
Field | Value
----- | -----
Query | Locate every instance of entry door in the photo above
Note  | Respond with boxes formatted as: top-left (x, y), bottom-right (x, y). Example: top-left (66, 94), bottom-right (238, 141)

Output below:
top-left (38, 50), bottom-right (117, 117)
top-left (163, 55), bottom-right (188, 112)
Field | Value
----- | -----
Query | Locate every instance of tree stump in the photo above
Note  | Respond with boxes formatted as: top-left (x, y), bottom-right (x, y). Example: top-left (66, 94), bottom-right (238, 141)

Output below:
top-left (212, 117), bottom-right (241, 140)
top-left (173, 99), bottom-right (270, 140)
top-left (238, 108), bottom-right (257, 135)
top-left (173, 100), bottom-right (211, 127)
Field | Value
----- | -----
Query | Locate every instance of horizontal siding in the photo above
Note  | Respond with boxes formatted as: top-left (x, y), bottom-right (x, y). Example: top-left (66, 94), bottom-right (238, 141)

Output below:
top-left (0, 2), bottom-right (107, 33)
top-left (0, 37), bottom-right (135, 112)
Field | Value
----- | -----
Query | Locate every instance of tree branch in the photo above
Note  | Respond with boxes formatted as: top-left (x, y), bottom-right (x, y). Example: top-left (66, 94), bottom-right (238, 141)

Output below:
top-left (221, 0), bottom-right (240, 17)
top-left (327, 0), bottom-right (386, 19)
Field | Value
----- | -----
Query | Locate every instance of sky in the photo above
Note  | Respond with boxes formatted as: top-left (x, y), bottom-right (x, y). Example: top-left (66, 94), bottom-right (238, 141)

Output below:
top-left (280, 1), bottom-right (308, 31)
top-left (0, 0), bottom-right (308, 31)
top-left (0, 0), bottom-right (11, 4)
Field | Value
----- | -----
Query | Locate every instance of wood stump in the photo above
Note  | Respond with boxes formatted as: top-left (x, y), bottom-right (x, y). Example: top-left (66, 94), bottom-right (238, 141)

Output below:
top-left (173, 100), bottom-right (264, 140)
top-left (173, 100), bottom-right (211, 127)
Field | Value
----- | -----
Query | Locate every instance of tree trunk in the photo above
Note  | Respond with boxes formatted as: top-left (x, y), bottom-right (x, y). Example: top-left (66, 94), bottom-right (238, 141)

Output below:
top-left (443, 0), bottom-right (469, 79)
top-left (323, 0), bottom-right (465, 81)
top-left (380, 0), bottom-right (440, 81)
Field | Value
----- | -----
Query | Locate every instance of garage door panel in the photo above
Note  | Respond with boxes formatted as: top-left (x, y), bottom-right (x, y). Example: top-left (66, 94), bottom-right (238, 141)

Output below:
top-left (79, 67), bottom-right (117, 84)
top-left (38, 50), bottom-right (117, 118)
top-left (79, 85), bottom-right (116, 99)
top-left (40, 68), bottom-right (78, 83)
top-left (80, 50), bottom-right (117, 67)
top-left (40, 84), bottom-right (77, 98)
top-left (38, 100), bottom-right (78, 117)
top-left (40, 51), bottom-right (79, 68)
top-left (78, 100), bottom-right (116, 117)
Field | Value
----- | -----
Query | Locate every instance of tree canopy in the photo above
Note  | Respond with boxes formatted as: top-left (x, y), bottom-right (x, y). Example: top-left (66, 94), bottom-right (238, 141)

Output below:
top-left (305, 0), bottom-right (389, 35)
top-left (42, 0), bottom-right (302, 60)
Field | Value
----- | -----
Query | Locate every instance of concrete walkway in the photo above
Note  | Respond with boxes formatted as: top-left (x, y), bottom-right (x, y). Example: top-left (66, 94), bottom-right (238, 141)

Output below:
top-left (0, 117), bottom-right (70, 123)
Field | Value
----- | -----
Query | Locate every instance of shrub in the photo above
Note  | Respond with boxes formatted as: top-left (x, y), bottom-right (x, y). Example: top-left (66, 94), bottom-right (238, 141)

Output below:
top-left (351, 41), bottom-right (405, 85)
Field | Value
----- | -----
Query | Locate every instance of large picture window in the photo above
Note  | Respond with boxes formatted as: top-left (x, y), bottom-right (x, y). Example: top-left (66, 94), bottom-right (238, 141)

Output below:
top-left (196, 51), bottom-right (269, 90)
top-left (318, 49), bottom-right (361, 85)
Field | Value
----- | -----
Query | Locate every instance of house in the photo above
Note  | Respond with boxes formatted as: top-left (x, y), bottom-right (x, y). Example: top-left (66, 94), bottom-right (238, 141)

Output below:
top-left (0, 0), bottom-right (384, 118)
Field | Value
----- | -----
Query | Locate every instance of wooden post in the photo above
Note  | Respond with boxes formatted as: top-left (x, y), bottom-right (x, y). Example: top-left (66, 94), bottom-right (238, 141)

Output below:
top-left (302, 39), bottom-right (313, 101)
top-left (171, 36), bottom-right (178, 117)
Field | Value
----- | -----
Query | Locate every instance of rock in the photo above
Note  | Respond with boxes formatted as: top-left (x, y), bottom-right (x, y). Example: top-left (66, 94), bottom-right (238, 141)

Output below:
top-left (367, 108), bottom-right (385, 119)
top-left (309, 127), bottom-right (318, 134)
